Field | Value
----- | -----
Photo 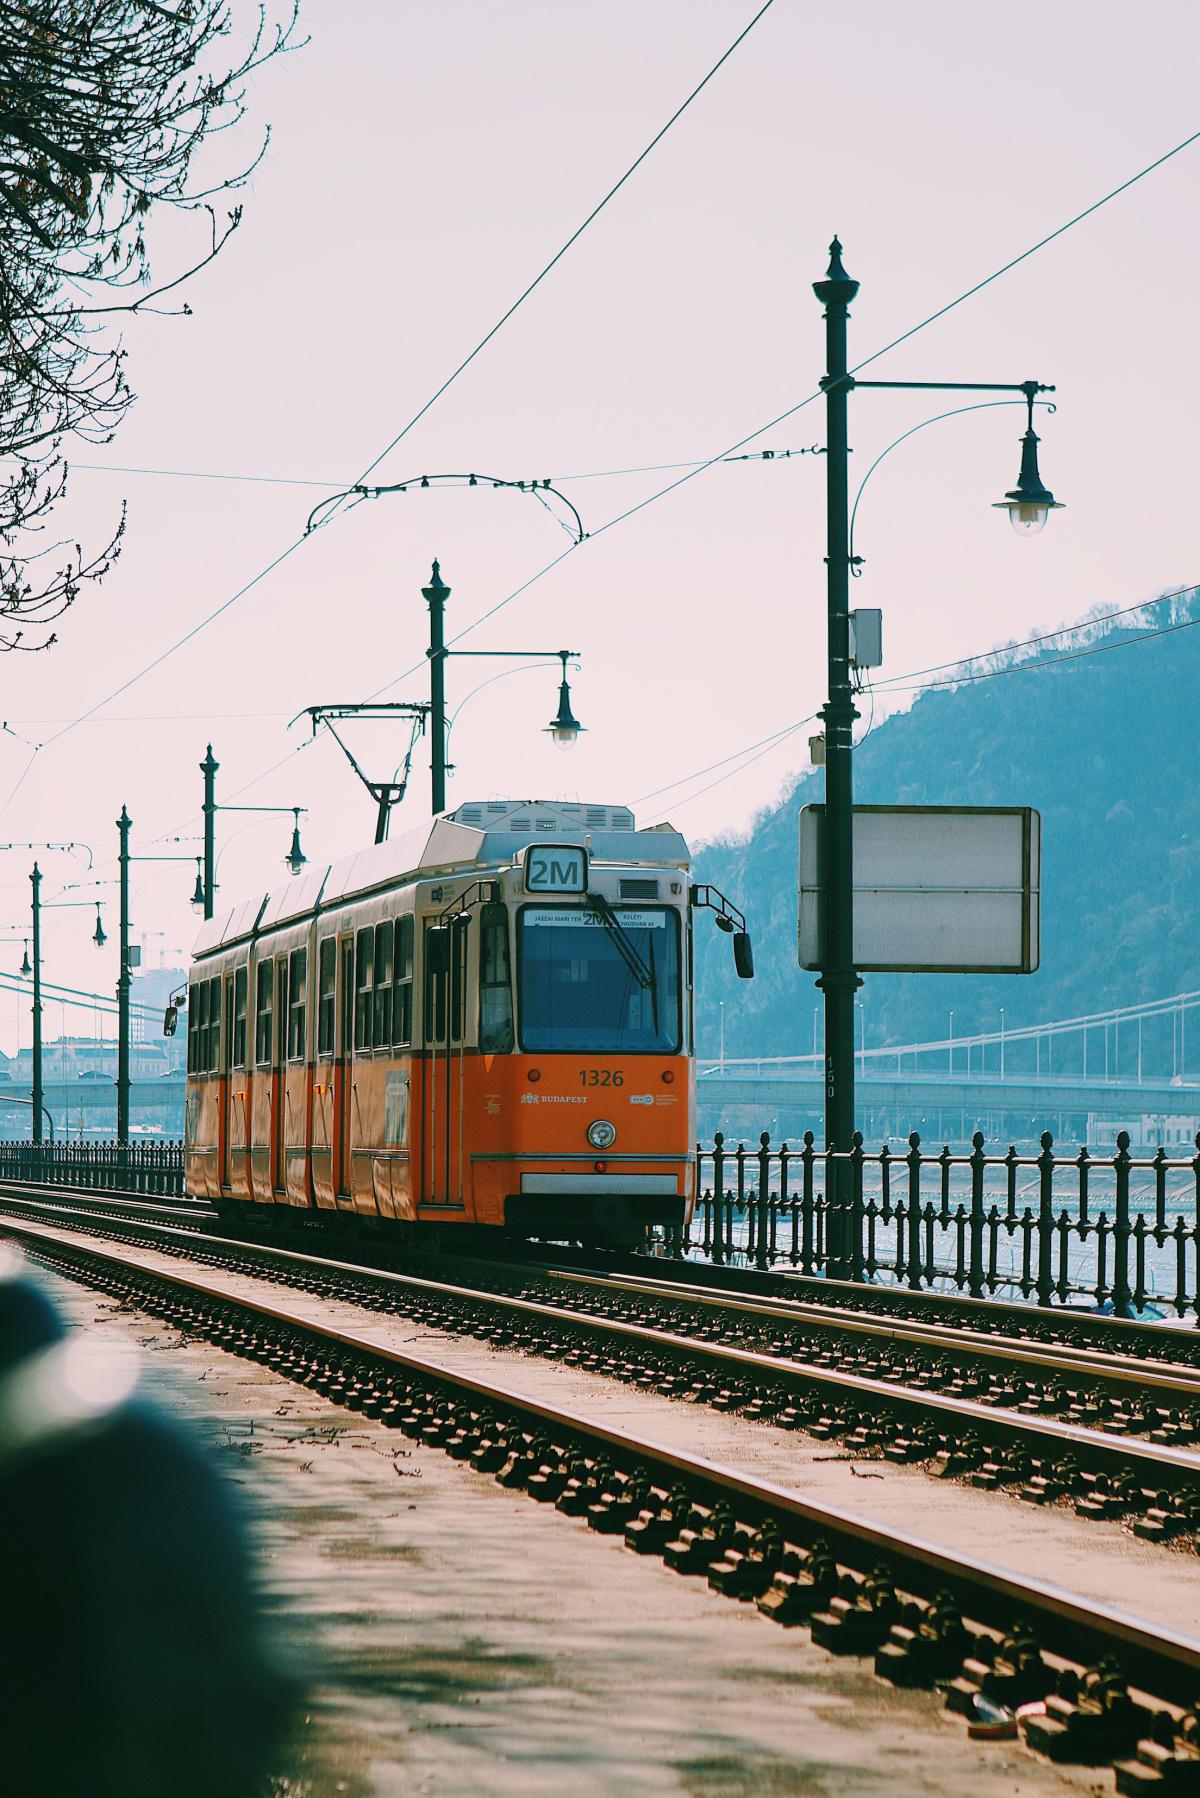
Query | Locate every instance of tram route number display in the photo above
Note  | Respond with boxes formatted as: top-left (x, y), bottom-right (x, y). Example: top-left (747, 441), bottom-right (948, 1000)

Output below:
top-left (524, 843), bottom-right (588, 893)
top-left (522, 909), bottom-right (668, 930)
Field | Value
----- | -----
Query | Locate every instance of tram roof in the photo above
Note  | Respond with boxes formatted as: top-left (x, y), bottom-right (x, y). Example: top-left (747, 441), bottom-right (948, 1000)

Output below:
top-left (192, 799), bottom-right (690, 955)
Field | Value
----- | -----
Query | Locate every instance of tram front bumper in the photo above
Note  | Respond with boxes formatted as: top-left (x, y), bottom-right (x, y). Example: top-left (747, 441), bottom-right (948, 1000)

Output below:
top-left (505, 1171), bottom-right (686, 1237)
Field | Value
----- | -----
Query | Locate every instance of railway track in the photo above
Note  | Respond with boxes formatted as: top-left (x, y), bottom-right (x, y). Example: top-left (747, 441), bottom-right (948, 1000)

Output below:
top-left (3, 1171), bottom-right (1197, 1367)
top-left (10, 1213), bottom-right (1200, 1786)
top-left (0, 1180), bottom-right (213, 1234)
top-left (5, 1197), bottom-right (1200, 1551)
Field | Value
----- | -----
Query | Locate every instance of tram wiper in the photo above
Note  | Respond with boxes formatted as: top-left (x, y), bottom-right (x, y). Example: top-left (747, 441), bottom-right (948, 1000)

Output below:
top-left (584, 894), bottom-right (653, 988)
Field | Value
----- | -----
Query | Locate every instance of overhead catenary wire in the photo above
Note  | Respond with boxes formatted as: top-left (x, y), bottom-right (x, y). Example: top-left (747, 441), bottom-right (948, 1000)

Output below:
top-left (636, 583), bottom-right (1198, 823)
top-left (364, 122), bottom-right (1200, 712)
top-left (0, 969), bottom-right (165, 1021)
top-left (870, 579), bottom-right (1200, 692)
top-left (18, 117), bottom-right (1200, 851)
top-left (12, 3), bottom-right (778, 777)
top-left (69, 443), bottom-right (823, 493)
top-left (309, 0), bottom-right (779, 528)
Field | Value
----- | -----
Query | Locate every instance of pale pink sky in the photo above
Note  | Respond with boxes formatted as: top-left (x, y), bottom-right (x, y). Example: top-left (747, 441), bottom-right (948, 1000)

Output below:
top-left (2, 0), bottom-right (1198, 1050)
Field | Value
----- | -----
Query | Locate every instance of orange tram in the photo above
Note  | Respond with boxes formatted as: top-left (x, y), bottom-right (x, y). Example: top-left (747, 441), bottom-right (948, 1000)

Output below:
top-left (184, 799), bottom-right (752, 1246)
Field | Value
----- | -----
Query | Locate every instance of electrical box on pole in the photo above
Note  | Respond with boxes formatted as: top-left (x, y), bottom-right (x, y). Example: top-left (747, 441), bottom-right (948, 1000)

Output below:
top-left (848, 608), bottom-right (883, 670)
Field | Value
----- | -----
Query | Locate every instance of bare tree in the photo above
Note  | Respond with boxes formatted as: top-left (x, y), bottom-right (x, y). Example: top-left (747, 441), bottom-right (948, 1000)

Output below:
top-left (0, 1), bottom-right (300, 649)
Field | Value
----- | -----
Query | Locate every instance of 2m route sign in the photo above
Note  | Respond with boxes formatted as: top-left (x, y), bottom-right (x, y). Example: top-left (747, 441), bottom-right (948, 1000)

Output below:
top-left (523, 843), bottom-right (588, 894)
top-left (798, 804), bottom-right (1040, 974)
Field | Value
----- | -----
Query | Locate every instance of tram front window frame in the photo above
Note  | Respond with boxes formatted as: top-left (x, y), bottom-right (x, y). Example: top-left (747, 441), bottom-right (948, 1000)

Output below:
top-left (515, 902), bottom-right (682, 1056)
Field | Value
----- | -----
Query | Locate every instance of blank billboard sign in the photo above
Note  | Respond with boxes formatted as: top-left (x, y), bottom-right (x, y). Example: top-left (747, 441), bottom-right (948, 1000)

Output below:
top-left (798, 805), bottom-right (1040, 973)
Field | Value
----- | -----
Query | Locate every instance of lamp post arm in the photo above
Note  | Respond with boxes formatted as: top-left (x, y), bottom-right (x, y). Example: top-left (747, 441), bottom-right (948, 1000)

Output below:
top-left (447, 660), bottom-right (560, 744)
top-left (0, 1094), bottom-right (54, 1143)
top-left (446, 648), bottom-right (580, 661)
top-left (848, 378), bottom-right (1056, 394)
top-left (849, 398), bottom-right (1056, 569)
top-left (217, 805), bottom-right (308, 817)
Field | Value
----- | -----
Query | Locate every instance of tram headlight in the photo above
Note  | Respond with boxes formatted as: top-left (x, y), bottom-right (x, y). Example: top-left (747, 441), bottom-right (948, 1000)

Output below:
top-left (587, 1119), bottom-right (617, 1151)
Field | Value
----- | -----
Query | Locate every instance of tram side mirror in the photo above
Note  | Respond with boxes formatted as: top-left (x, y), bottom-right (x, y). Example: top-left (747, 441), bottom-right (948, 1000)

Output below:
top-left (427, 926), bottom-right (451, 975)
top-left (163, 1003), bottom-right (178, 1038)
top-left (733, 932), bottom-right (754, 980)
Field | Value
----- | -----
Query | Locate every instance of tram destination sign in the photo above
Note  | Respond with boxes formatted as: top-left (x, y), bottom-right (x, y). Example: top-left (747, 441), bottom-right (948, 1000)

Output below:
top-left (523, 842), bottom-right (588, 894)
top-left (797, 804), bottom-right (1040, 974)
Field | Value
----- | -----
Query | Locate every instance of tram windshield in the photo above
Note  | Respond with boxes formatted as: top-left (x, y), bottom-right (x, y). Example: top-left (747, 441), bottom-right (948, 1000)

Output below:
top-left (518, 905), bottom-right (682, 1054)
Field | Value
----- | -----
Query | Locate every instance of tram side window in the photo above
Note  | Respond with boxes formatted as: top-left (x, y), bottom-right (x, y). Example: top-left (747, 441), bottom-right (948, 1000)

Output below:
top-left (205, 978), bottom-right (221, 1071)
top-left (354, 927), bottom-right (374, 1052)
top-left (187, 983), bottom-right (199, 1074)
top-left (233, 967), bottom-right (248, 1069)
top-left (479, 905), bottom-right (514, 1053)
top-left (255, 961), bottom-right (273, 1066)
top-left (288, 948), bottom-right (307, 1061)
top-left (393, 914), bottom-right (414, 1047)
top-left (373, 921), bottom-right (394, 1047)
top-left (317, 938), bottom-right (336, 1058)
top-left (191, 982), bottom-right (206, 1074)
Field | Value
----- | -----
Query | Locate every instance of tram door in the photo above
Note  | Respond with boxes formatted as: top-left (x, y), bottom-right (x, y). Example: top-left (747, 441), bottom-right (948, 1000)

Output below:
top-left (219, 971), bottom-right (234, 1190)
top-left (422, 919), bottom-right (467, 1206)
top-left (271, 956), bottom-right (288, 1193)
top-left (333, 935), bottom-right (354, 1201)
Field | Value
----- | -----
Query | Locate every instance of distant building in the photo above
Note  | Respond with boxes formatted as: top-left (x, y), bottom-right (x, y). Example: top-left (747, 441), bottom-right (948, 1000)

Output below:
top-left (1088, 1114), bottom-right (1200, 1151)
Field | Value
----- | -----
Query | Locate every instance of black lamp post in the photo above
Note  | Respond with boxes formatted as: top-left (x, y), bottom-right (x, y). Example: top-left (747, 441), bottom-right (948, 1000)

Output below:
top-left (196, 744), bottom-right (309, 920)
top-left (116, 806), bottom-right (204, 1145)
top-left (423, 561), bottom-right (582, 813)
top-left (26, 865), bottom-right (107, 1145)
top-left (814, 237), bottom-right (1060, 1277)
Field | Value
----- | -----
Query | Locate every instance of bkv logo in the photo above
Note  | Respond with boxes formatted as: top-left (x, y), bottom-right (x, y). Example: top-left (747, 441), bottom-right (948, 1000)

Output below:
top-left (628, 1094), bottom-right (653, 1106)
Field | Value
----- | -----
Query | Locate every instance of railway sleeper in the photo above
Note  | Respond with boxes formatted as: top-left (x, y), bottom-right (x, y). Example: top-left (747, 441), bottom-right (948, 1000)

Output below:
top-left (30, 1207), bottom-right (1200, 1451)
top-left (24, 1226), bottom-right (1200, 1553)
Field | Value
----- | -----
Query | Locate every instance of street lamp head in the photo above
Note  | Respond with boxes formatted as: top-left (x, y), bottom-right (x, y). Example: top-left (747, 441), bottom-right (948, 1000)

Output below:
top-left (92, 906), bottom-right (106, 950)
top-left (545, 652), bottom-right (584, 750)
top-left (994, 389), bottom-right (1063, 536)
top-left (19, 940), bottom-right (30, 978)
top-left (285, 809), bottom-right (307, 877)
top-left (190, 858), bottom-right (206, 916)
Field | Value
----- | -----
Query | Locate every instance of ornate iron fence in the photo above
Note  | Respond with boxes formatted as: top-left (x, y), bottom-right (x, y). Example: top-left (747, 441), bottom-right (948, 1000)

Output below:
top-left (663, 1129), bottom-right (1200, 1320)
top-left (0, 1139), bottom-right (184, 1198)
top-left (1, 1126), bottom-right (1198, 1320)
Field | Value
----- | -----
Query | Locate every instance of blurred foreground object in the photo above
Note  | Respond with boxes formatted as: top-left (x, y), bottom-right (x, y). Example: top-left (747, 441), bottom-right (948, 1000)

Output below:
top-left (0, 1248), bottom-right (293, 1797)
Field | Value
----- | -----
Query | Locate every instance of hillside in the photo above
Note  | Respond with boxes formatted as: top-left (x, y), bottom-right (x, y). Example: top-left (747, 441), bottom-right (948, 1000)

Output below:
top-left (691, 593), bottom-right (1200, 1074)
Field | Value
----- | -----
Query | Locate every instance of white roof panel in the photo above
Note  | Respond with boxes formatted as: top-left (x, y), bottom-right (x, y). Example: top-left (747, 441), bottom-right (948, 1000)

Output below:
top-left (191, 801), bottom-right (692, 961)
top-left (258, 864), bottom-right (329, 932)
top-left (191, 891), bottom-right (267, 956)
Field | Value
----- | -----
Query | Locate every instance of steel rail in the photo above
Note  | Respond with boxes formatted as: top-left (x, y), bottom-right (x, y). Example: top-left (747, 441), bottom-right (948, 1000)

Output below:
top-left (1, 1187), bottom-right (1197, 1407)
top-left (1, 1169), bottom-right (1197, 1363)
top-left (5, 1208), bottom-right (1200, 1524)
top-left (4, 1185), bottom-right (1197, 1395)
top-left (0, 1184), bottom-right (213, 1231)
top-left (529, 1264), bottom-right (1200, 1398)
top-left (10, 1214), bottom-right (1200, 1744)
